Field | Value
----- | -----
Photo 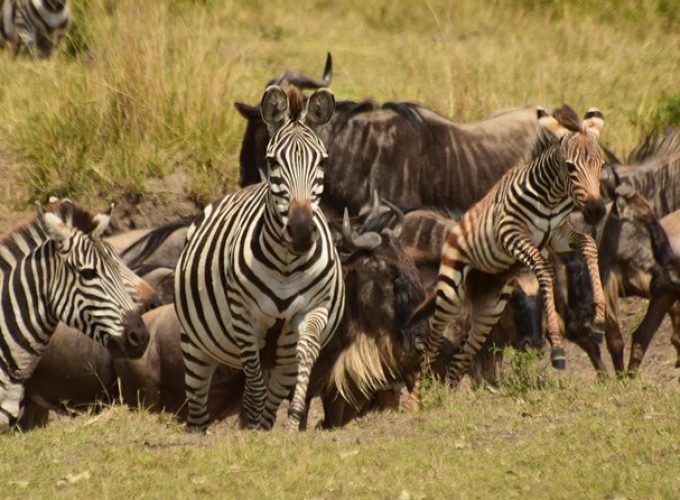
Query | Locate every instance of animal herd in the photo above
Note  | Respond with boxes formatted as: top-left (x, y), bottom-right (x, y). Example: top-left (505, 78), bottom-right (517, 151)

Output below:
top-left (2, 51), bottom-right (679, 434)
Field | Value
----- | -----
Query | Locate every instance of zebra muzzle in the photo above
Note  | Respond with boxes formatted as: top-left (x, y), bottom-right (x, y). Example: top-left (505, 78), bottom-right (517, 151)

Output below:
top-left (285, 203), bottom-right (318, 254)
top-left (107, 311), bottom-right (150, 359)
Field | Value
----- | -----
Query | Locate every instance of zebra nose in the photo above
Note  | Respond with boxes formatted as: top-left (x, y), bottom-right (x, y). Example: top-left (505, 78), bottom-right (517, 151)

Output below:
top-left (286, 202), bottom-right (317, 254)
top-left (583, 198), bottom-right (606, 224)
top-left (120, 310), bottom-right (150, 359)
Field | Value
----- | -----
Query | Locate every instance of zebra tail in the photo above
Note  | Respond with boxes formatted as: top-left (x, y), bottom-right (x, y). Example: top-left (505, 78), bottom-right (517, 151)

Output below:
top-left (406, 292), bottom-right (436, 327)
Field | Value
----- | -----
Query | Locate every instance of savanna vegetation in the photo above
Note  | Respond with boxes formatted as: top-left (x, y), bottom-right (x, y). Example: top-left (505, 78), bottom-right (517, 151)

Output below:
top-left (0, 0), bottom-right (679, 208)
top-left (1, 0), bottom-right (679, 497)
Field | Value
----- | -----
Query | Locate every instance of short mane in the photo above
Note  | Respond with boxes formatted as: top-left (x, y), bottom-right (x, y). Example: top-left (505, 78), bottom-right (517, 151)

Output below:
top-left (553, 104), bottom-right (582, 133)
top-left (286, 86), bottom-right (303, 121)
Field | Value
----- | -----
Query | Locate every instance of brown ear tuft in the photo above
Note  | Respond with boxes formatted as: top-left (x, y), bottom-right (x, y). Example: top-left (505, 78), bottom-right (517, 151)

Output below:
top-left (287, 86), bottom-right (304, 121)
top-left (552, 104), bottom-right (581, 132)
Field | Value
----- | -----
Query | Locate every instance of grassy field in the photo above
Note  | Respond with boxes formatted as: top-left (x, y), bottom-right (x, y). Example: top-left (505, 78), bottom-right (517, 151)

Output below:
top-left (0, 380), bottom-right (678, 498)
top-left (0, 0), bottom-right (679, 208)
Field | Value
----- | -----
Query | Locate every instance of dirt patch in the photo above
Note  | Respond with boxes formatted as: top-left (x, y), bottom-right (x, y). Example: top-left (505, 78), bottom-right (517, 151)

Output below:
top-left (106, 171), bottom-right (202, 232)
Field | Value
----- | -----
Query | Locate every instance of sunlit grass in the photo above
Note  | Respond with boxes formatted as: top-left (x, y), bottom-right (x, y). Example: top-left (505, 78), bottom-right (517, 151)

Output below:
top-left (1, 382), bottom-right (678, 497)
top-left (0, 0), bottom-right (678, 208)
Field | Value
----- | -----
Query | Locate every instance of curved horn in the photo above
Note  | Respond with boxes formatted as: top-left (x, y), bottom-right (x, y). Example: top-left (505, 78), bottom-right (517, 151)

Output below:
top-left (273, 53), bottom-right (334, 90)
top-left (382, 199), bottom-right (405, 239)
top-left (342, 208), bottom-right (353, 246)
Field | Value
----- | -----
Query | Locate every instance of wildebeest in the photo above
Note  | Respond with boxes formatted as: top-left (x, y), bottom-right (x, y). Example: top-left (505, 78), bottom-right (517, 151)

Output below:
top-left (20, 305), bottom-right (245, 430)
top-left (601, 127), bottom-right (680, 217)
top-left (303, 207), bottom-right (428, 428)
top-left (235, 56), bottom-right (546, 217)
top-left (559, 128), bottom-right (680, 375)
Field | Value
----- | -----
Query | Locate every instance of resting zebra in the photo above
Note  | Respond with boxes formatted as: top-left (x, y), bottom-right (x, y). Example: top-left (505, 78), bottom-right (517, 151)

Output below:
top-left (0, 0), bottom-right (69, 58)
top-left (175, 85), bottom-right (344, 431)
top-left (409, 105), bottom-right (607, 385)
top-left (0, 200), bottom-right (150, 432)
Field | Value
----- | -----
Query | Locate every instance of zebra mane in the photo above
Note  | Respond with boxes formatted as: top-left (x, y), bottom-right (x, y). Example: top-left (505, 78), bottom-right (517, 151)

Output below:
top-left (286, 86), bottom-right (303, 121)
top-left (0, 201), bottom-right (97, 267)
top-left (625, 127), bottom-right (680, 165)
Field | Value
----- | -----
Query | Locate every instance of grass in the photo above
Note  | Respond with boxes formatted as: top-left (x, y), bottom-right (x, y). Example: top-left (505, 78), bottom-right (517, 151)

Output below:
top-left (0, 381), bottom-right (678, 498)
top-left (0, 0), bottom-right (679, 208)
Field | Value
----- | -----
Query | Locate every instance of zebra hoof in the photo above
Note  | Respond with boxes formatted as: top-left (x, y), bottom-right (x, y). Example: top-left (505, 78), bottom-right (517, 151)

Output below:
top-left (591, 323), bottom-right (606, 344)
top-left (186, 423), bottom-right (208, 434)
top-left (551, 348), bottom-right (566, 370)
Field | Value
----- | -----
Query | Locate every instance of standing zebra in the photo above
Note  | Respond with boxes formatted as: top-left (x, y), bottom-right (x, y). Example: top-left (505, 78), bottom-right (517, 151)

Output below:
top-left (175, 85), bottom-right (344, 431)
top-left (0, 0), bottom-right (70, 58)
top-left (0, 199), bottom-right (150, 432)
top-left (409, 105), bottom-right (607, 385)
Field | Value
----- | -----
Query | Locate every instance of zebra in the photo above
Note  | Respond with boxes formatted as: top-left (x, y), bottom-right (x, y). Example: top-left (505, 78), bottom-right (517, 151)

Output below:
top-left (0, 199), bottom-right (150, 432)
top-left (409, 105), bottom-right (607, 386)
top-left (0, 0), bottom-right (70, 58)
top-left (175, 85), bottom-right (345, 431)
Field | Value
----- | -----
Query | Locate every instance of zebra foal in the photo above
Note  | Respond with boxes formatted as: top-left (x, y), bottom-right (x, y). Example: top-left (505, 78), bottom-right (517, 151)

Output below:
top-left (175, 85), bottom-right (344, 431)
top-left (0, 0), bottom-right (69, 58)
top-left (410, 105), bottom-right (607, 385)
top-left (0, 200), bottom-right (150, 432)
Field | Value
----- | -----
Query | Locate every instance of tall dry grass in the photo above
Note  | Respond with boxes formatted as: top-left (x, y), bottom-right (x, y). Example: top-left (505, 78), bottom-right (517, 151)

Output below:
top-left (0, 0), bottom-right (678, 206)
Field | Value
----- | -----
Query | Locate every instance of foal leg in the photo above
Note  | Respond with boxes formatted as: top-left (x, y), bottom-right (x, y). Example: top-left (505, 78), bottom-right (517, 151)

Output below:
top-left (446, 282), bottom-right (513, 386)
top-left (502, 233), bottom-right (565, 369)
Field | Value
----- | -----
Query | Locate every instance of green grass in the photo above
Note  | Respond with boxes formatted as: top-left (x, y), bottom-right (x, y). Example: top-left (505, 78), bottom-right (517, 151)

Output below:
top-left (1, 382), bottom-right (678, 498)
top-left (1, 0), bottom-right (679, 207)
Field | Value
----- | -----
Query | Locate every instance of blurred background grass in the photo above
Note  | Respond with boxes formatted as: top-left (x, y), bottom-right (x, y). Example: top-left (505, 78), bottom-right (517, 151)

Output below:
top-left (0, 0), bottom-right (678, 207)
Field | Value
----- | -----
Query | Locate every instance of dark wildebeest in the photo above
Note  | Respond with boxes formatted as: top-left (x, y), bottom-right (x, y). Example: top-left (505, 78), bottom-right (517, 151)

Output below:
top-left (20, 305), bottom-right (245, 430)
top-left (235, 56), bottom-right (546, 218)
top-left (559, 128), bottom-right (680, 375)
top-left (301, 207), bottom-right (428, 428)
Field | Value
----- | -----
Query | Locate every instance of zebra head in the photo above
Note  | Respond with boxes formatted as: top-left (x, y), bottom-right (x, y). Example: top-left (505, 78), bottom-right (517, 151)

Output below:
top-left (35, 201), bottom-right (150, 359)
top-left (260, 84), bottom-right (335, 254)
top-left (540, 105), bottom-right (606, 224)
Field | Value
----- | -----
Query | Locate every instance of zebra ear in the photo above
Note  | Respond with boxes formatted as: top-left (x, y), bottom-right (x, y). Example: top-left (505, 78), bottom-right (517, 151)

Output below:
top-left (35, 202), bottom-right (72, 244)
top-left (304, 88), bottom-right (335, 127)
top-left (583, 108), bottom-right (605, 138)
top-left (260, 85), bottom-right (289, 133)
top-left (91, 203), bottom-right (114, 238)
top-left (537, 107), bottom-right (569, 139)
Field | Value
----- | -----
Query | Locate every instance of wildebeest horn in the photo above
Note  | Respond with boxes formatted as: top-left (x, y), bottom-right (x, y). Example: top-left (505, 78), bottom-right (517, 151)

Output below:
top-left (267, 52), bottom-right (333, 90)
top-left (341, 207), bottom-right (382, 252)
top-left (382, 199), bottom-right (405, 239)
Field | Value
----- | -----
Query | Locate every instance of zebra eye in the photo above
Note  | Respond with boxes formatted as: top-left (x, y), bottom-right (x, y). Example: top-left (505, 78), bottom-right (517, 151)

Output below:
top-left (80, 268), bottom-right (98, 280)
top-left (566, 161), bottom-right (577, 174)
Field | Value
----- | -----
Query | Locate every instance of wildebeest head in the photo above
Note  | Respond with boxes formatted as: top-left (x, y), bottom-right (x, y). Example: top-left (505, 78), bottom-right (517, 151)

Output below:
top-left (326, 205), bottom-right (428, 408)
top-left (260, 85), bottom-right (335, 254)
top-left (538, 105), bottom-right (607, 224)
top-left (600, 184), bottom-right (679, 294)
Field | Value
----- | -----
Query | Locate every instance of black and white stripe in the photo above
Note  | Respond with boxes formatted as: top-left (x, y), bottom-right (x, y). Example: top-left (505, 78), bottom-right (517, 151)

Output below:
top-left (0, 200), bottom-right (149, 432)
top-left (0, 0), bottom-right (69, 58)
top-left (175, 86), bottom-right (344, 431)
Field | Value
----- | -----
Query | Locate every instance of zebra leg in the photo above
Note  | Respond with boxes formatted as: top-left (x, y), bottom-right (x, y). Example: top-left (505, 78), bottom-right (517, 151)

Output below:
top-left (181, 337), bottom-right (217, 432)
top-left (502, 233), bottom-right (566, 369)
top-left (426, 258), bottom-right (470, 364)
top-left (446, 282), bottom-right (512, 386)
top-left (287, 307), bottom-right (328, 431)
top-left (260, 365), bottom-right (297, 430)
top-left (0, 380), bottom-right (26, 433)
top-left (550, 223), bottom-right (607, 342)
